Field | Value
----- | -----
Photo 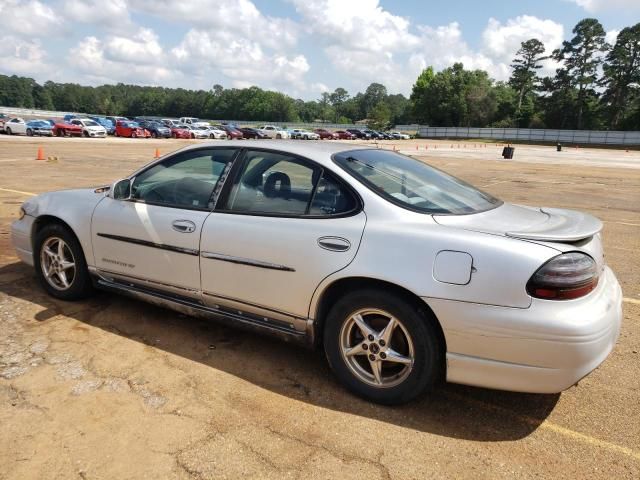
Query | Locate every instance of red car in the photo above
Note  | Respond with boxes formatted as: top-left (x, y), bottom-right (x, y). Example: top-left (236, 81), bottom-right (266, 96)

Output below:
top-left (47, 119), bottom-right (83, 137)
top-left (115, 120), bottom-right (151, 138)
top-left (170, 126), bottom-right (191, 139)
top-left (314, 128), bottom-right (338, 139)
top-left (334, 130), bottom-right (356, 140)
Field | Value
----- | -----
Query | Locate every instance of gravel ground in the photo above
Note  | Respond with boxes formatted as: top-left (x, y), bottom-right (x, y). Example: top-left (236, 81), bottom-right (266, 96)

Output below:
top-left (0, 135), bottom-right (638, 479)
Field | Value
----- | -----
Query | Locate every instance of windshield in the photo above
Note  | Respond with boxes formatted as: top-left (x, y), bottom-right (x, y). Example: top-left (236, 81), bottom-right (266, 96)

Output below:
top-left (334, 149), bottom-right (502, 215)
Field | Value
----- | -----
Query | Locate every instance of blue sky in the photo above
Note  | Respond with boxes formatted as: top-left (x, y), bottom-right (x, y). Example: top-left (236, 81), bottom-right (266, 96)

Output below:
top-left (0, 0), bottom-right (638, 100)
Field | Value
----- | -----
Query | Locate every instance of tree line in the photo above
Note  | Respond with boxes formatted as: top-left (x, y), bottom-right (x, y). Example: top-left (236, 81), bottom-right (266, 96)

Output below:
top-left (411, 19), bottom-right (640, 130)
top-left (0, 18), bottom-right (638, 130)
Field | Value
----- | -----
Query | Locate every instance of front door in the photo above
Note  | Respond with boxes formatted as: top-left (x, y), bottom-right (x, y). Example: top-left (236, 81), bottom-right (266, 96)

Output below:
top-left (91, 147), bottom-right (239, 298)
top-left (199, 148), bottom-right (366, 328)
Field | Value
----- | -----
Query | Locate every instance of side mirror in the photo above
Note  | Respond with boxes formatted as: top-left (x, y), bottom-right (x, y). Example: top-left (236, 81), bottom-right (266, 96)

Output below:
top-left (109, 178), bottom-right (132, 200)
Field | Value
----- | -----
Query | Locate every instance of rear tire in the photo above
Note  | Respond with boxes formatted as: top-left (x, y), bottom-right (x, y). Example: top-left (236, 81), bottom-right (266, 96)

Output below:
top-left (34, 223), bottom-right (94, 301)
top-left (6, 127), bottom-right (11, 135)
top-left (323, 289), bottom-right (442, 405)
top-left (27, 129), bottom-right (33, 136)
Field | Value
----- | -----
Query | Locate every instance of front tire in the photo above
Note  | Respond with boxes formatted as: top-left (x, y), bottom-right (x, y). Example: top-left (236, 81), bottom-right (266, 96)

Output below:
top-left (34, 223), bottom-right (94, 300)
top-left (324, 289), bottom-right (442, 405)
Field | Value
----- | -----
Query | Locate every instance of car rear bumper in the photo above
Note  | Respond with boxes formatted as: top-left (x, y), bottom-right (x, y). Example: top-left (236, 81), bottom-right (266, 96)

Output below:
top-left (425, 266), bottom-right (623, 393)
top-left (11, 215), bottom-right (35, 266)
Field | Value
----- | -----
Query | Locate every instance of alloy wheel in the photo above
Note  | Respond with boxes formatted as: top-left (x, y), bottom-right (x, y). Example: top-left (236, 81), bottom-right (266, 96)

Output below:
top-left (339, 308), bottom-right (415, 388)
top-left (40, 237), bottom-right (76, 291)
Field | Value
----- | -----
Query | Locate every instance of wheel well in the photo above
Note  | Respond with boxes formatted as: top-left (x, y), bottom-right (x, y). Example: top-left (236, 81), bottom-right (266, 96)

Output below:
top-left (313, 277), bottom-right (447, 356)
top-left (32, 215), bottom-right (77, 249)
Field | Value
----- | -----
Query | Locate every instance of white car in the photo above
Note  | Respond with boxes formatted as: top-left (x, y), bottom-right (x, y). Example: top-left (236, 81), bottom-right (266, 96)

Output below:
top-left (197, 126), bottom-right (227, 140)
top-left (390, 131), bottom-right (410, 140)
top-left (179, 117), bottom-right (211, 128)
top-left (291, 129), bottom-right (320, 140)
top-left (181, 125), bottom-right (209, 139)
top-left (3, 117), bottom-right (29, 135)
top-left (255, 125), bottom-right (290, 139)
top-left (11, 142), bottom-right (622, 404)
top-left (69, 118), bottom-right (107, 138)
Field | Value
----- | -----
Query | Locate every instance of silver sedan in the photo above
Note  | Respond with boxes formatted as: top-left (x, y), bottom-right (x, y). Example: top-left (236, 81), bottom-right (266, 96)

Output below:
top-left (11, 141), bottom-right (622, 404)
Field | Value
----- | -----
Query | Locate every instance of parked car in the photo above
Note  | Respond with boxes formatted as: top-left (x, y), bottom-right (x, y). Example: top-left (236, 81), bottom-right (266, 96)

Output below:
top-left (291, 129), bottom-right (320, 140)
top-left (63, 114), bottom-right (79, 123)
top-left (378, 132), bottom-right (393, 140)
top-left (11, 142), bottom-right (622, 405)
top-left (69, 118), bottom-right (108, 138)
top-left (46, 119), bottom-right (83, 137)
top-left (255, 125), bottom-right (290, 139)
top-left (182, 125), bottom-right (209, 139)
top-left (213, 124), bottom-right (243, 139)
top-left (390, 131), bottom-right (410, 140)
top-left (137, 120), bottom-right (171, 139)
top-left (179, 117), bottom-right (211, 128)
top-left (196, 126), bottom-right (227, 140)
top-left (114, 120), bottom-right (150, 138)
top-left (90, 117), bottom-right (115, 135)
top-left (162, 119), bottom-right (181, 128)
top-left (363, 129), bottom-right (385, 140)
top-left (0, 113), bottom-right (8, 133)
top-left (238, 127), bottom-right (268, 139)
top-left (334, 130), bottom-right (356, 140)
top-left (170, 126), bottom-right (191, 139)
top-left (314, 128), bottom-right (338, 140)
top-left (106, 116), bottom-right (129, 127)
top-left (2, 117), bottom-right (28, 135)
top-left (346, 129), bottom-right (371, 140)
top-left (25, 120), bottom-right (53, 136)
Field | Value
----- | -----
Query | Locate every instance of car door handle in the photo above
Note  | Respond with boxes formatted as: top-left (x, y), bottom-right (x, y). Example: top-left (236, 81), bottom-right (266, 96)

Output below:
top-left (172, 220), bottom-right (196, 233)
top-left (318, 236), bottom-right (351, 252)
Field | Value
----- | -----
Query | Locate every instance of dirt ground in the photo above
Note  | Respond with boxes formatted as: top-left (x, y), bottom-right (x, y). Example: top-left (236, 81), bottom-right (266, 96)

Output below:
top-left (0, 135), bottom-right (639, 479)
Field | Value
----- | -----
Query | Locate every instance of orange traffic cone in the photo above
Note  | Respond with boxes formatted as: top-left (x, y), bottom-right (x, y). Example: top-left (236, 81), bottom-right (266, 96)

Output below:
top-left (36, 146), bottom-right (45, 161)
top-left (154, 148), bottom-right (160, 159)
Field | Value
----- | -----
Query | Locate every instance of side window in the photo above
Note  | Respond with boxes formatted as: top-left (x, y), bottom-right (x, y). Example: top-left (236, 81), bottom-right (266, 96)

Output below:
top-left (223, 150), bottom-right (358, 216)
top-left (309, 171), bottom-right (358, 215)
top-left (131, 149), bottom-right (237, 209)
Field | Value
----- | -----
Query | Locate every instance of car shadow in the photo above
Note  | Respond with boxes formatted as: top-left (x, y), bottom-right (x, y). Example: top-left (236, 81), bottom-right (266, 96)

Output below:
top-left (0, 261), bottom-right (560, 442)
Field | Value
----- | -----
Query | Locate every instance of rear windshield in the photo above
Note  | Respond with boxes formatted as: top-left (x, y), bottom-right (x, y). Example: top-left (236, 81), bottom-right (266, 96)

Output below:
top-left (333, 149), bottom-right (502, 215)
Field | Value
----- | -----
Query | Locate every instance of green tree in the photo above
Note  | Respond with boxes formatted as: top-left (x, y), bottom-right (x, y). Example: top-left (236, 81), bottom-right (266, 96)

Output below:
top-left (329, 87), bottom-right (349, 121)
top-left (553, 18), bottom-right (608, 129)
top-left (409, 66), bottom-right (435, 124)
top-left (368, 102), bottom-right (391, 130)
top-left (509, 39), bottom-right (546, 126)
top-left (600, 24), bottom-right (640, 128)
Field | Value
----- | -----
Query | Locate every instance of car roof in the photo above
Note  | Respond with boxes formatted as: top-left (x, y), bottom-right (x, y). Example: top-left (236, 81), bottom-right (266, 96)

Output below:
top-left (175, 140), bottom-right (370, 168)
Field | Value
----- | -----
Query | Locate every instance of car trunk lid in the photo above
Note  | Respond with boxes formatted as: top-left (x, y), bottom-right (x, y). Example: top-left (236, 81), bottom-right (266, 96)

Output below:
top-left (433, 203), bottom-right (602, 242)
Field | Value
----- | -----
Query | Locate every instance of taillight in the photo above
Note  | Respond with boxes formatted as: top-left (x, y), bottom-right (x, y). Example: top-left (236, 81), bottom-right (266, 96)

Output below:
top-left (527, 252), bottom-right (599, 300)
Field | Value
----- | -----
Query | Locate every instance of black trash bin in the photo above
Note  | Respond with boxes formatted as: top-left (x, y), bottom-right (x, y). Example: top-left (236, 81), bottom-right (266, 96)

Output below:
top-left (557, 142), bottom-right (562, 152)
top-left (502, 146), bottom-right (515, 159)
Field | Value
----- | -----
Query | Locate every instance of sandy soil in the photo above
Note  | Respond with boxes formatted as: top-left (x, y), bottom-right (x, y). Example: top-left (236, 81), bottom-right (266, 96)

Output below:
top-left (0, 135), bottom-right (638, 479)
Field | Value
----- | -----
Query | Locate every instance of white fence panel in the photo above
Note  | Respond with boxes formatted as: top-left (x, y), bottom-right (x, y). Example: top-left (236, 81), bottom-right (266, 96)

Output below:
top-left (416, 126), bottom-right (640, 145)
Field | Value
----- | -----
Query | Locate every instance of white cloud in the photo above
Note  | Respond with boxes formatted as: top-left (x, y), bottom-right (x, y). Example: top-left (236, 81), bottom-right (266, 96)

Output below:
top-left (132, 0), bottom-right (298, 50)
top-left (68, 33), bottom-right (176, 85)
top-left (171, 29), bottom-right (309, 93)
top-left (605, 29), bottom-right (620, 46)
top-left (0, 0), bottom-right (64, 37)
top-left (104, 29), bottom-right (164, 65)
top-left (291, 0), bottom-right (418, 51)
top-left (481, 16), bottom-right (564, 78)
top-left (0, 35), bottom-right (50, 76)
top-left (568, 0), bottom-right (640, 12)
top-left (62, 0), bottom-right (132, 31)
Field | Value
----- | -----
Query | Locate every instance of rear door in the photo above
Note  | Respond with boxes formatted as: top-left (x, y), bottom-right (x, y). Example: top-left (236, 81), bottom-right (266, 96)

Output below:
top-left (199, 148), bottom-right (366, 327)
top-left (91, 147), bottom-right (239, 298)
